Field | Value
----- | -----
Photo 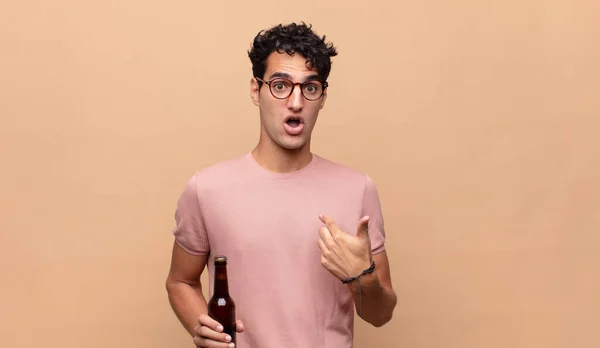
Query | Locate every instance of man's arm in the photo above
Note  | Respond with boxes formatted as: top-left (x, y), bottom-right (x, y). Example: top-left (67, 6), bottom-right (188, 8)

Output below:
top-left (317, 214), bottom-right (397, 327)
top-left (165, 240), bottom-right (209, 336)
top-left (346, 250), bottom-right (397, 327)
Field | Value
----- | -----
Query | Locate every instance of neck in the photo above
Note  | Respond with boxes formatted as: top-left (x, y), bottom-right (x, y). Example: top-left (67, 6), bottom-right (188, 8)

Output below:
top-left (252, 136), bottom-right (313, 174)
top-left (213, 264), bottom-right (229, 296)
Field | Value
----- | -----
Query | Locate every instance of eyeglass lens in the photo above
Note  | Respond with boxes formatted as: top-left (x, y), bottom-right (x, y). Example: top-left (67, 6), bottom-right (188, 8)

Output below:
top-left (268, 78), bottom-right (324, 100)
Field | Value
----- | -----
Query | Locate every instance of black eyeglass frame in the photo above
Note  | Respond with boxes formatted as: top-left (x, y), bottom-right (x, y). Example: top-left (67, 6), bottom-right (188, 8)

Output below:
top-left (255, 77), bottom-right (329, 101)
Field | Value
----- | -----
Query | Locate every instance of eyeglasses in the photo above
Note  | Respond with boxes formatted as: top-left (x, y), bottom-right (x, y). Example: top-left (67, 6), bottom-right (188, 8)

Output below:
top-left (256, 77), bottom-right (328, 101)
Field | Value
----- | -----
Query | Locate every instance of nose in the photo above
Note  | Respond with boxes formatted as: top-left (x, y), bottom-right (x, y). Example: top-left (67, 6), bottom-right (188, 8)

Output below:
top-left (287, 84), bottom-right (304, 111)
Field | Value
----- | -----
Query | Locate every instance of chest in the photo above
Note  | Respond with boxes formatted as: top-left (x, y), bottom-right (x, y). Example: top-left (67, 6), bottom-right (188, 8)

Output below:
top-left (201, 181), bottom-right (363, 254)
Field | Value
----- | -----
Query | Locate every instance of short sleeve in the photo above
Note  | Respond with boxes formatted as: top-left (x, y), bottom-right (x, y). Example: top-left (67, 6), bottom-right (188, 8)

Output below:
top-left (361, 174), bottom-right (386, 254)
top-left (172, 173), bottom-right (210, 255)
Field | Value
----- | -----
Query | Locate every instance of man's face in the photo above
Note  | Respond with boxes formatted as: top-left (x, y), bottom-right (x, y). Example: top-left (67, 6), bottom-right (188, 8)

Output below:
top-left (250, 52), bottom-right (327, 151)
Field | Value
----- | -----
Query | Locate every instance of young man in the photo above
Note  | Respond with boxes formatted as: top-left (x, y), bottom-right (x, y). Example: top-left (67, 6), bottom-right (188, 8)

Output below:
top-left (165, 22), bottom-right (397, 348)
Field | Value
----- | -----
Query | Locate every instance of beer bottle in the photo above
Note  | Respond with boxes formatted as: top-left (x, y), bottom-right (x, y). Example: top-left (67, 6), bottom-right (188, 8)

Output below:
top-left (207, 256), bottom-right (236, 344)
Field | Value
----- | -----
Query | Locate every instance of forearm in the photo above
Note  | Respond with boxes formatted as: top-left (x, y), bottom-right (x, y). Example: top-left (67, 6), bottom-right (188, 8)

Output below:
top-left (166, 280), bottom-right (208, 336)
top-left (347, 272), bottom-right (397, 327)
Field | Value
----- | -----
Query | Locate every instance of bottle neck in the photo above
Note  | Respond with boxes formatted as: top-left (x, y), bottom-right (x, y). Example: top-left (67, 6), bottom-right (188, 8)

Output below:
top-left (213, 264), bottom-right (229, 297)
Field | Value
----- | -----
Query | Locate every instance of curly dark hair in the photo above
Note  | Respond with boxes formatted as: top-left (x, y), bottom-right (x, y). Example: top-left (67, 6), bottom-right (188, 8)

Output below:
top-left (248, 22), bottom-right (338, 84)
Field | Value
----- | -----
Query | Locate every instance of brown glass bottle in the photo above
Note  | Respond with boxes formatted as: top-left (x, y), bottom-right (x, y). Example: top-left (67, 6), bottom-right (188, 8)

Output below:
top-left (207, 256), bottom-right (236, 345)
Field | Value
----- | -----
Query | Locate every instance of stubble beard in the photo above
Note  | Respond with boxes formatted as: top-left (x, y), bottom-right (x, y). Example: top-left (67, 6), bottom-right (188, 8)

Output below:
top-left (259, 123), bottom-right (309, 153)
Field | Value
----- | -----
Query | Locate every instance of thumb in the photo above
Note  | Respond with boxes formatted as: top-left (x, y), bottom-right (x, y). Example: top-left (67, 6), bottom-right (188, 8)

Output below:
top-left (356, 216), bottom-right (370, 239)
top-left (235, 320), bottom-right (245, 333)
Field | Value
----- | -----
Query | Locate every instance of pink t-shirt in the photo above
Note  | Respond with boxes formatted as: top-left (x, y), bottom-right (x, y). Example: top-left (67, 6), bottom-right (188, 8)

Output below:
top-left (172, 152), bottom-right (386, 348)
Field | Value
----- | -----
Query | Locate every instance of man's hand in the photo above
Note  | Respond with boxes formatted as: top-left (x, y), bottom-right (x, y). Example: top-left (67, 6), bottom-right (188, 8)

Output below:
top-left (193, 314), bottom-right (245, 348)
top-left (317, 214), bottom-right (373, 282)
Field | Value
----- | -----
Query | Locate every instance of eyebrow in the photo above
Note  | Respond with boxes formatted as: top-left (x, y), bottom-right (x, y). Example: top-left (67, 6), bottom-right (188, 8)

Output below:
top-left (267, 72), bottom-right (321, 82)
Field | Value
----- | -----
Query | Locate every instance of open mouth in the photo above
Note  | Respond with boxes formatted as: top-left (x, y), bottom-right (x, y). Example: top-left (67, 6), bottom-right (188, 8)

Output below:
top-left (286, 116), bottom-right (302, 128)
top-left (283, 116), bottom-right (305, 135)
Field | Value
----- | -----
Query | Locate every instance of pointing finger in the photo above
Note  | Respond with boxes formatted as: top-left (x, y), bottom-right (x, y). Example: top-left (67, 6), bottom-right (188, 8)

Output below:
top-left (318, 225), bottom-right (334, 245)
top-left (317, 236), bottom-right (327, 254)
top-left (319, 214), bottom-right (341, 235)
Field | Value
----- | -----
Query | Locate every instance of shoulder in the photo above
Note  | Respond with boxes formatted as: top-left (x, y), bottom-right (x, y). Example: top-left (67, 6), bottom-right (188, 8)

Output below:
top-left (313, 154), bottom-right (384, 215)
top-left (313, 154), bottom-right (376, 188)
top-left (183, 153), bottom-right (250, 192)
top-left (194, 153), bottom-right (247, 175)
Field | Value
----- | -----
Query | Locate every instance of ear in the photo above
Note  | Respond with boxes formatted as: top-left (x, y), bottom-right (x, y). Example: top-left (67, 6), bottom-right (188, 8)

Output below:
top-left (250, 77), bottom-right (260, 106)
top-left (319, 89), bottom-right (328, 110)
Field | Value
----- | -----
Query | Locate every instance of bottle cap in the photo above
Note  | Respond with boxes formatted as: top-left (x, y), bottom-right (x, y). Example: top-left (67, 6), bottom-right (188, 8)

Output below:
top-left (214, 256), bottom-right (227, 264)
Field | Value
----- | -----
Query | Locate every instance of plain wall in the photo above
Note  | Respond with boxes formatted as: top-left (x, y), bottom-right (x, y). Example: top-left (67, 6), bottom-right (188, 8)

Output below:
top-left (1, 1), bottom-right (599, 347)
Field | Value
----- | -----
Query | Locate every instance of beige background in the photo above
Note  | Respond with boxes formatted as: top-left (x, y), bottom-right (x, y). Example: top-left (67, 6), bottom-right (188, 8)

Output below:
top-left (1, 1), bottom-right (599, 347)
